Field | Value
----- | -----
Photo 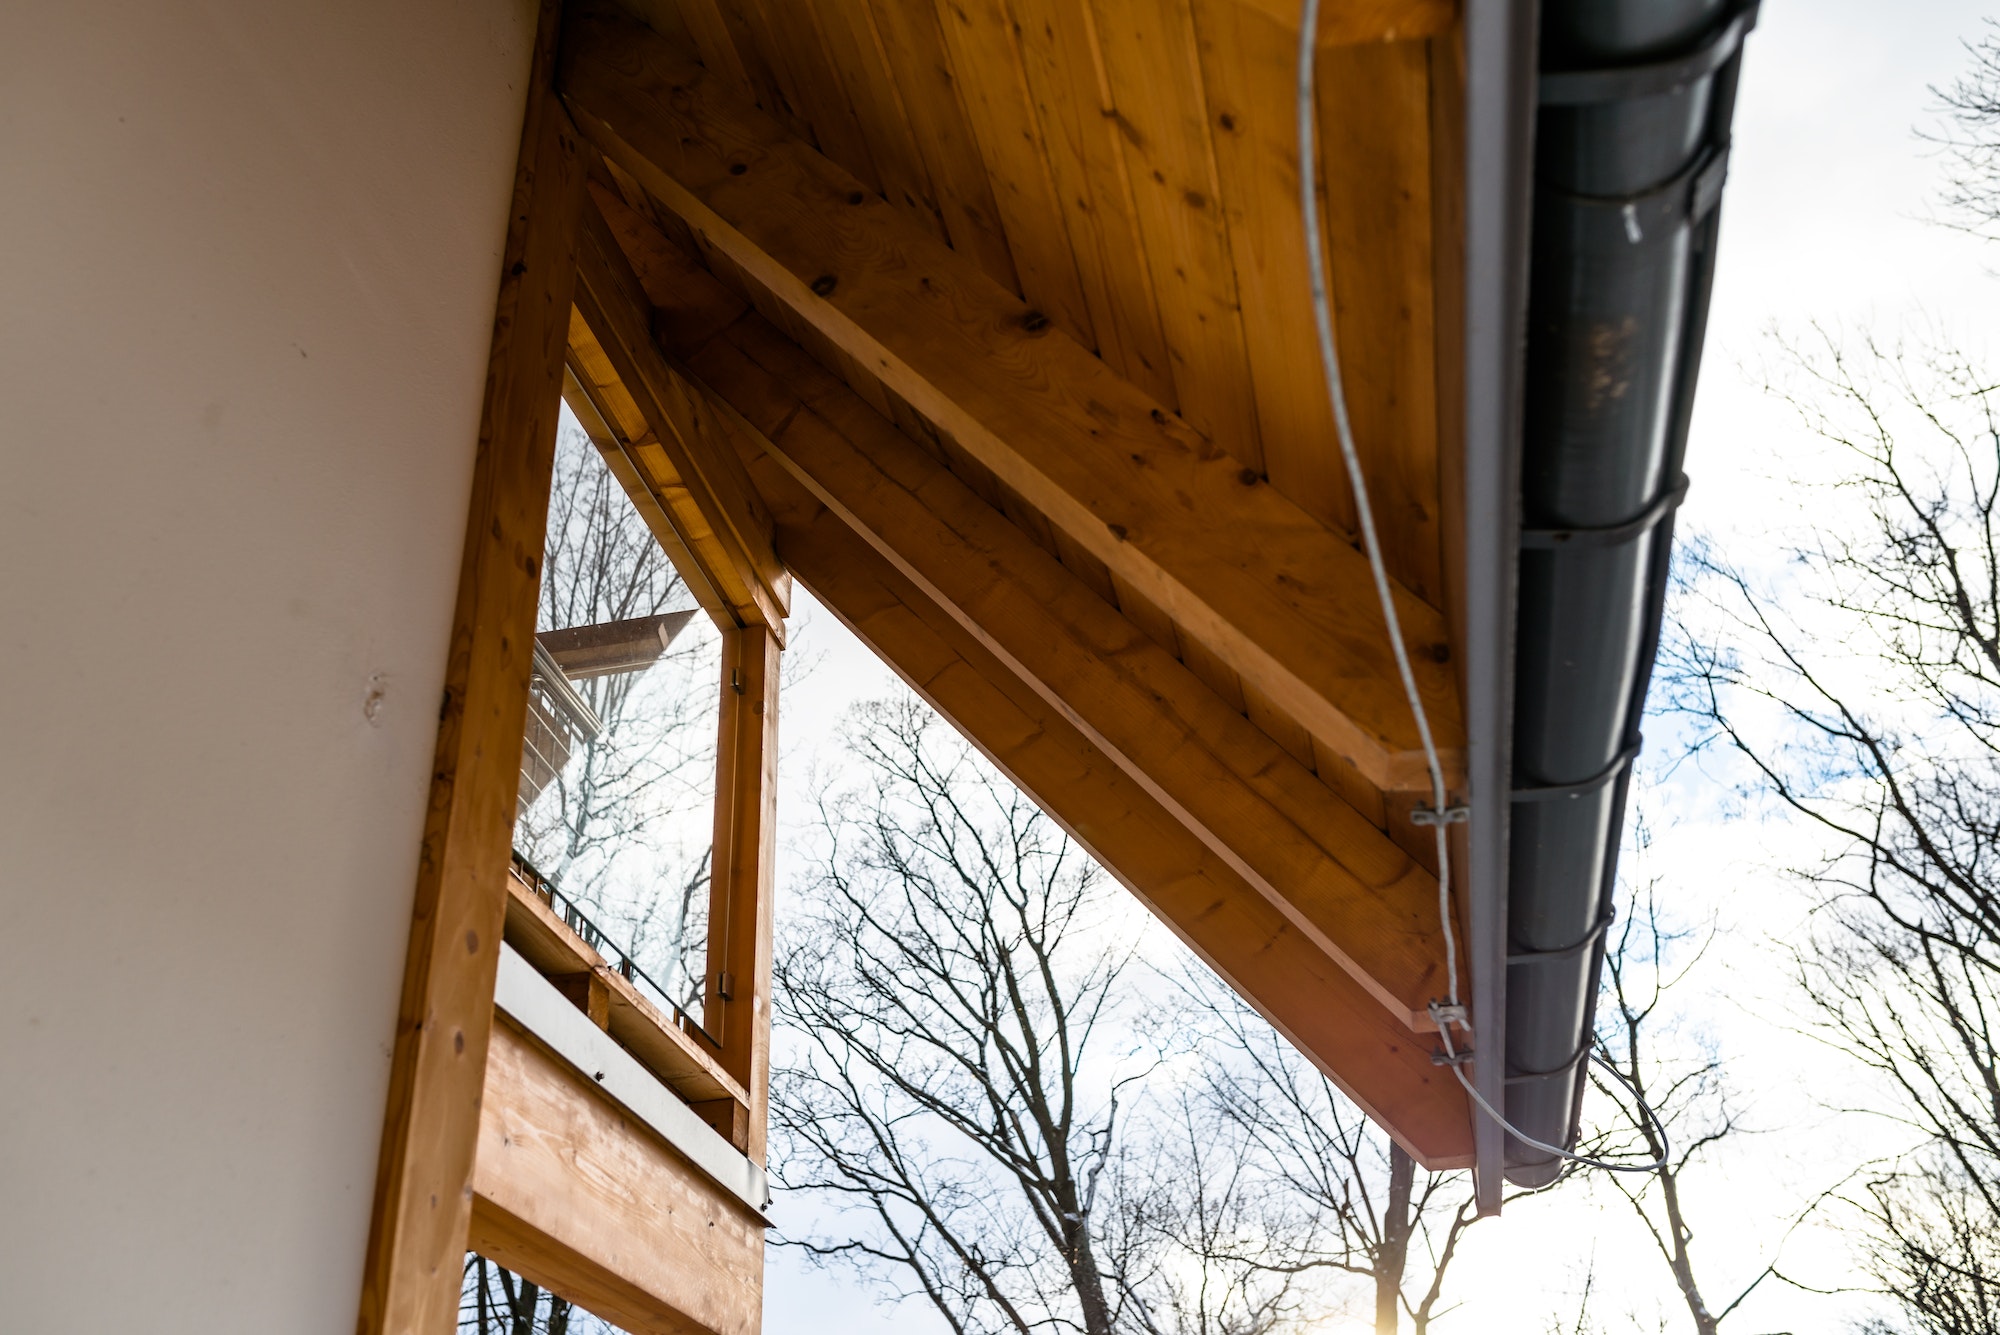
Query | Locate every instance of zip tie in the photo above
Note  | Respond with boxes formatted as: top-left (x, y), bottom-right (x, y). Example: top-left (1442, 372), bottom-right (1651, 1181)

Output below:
top-left (1300, 0), bottom-right (1671, 1179)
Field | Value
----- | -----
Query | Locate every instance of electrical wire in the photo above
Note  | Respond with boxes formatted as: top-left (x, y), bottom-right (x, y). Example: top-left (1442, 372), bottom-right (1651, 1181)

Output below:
top-left (1295, 0), bottom-right (1669, 1177)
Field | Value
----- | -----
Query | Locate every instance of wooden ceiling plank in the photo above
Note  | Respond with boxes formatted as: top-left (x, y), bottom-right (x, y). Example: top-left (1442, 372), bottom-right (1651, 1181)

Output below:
top-left (807, 0), bottom-right (954, 243)
top-left (689, 313), bottom-right (1451, 1029)
top-left (1316, 37), bottom-right (1446, 604)
top-left (736, 0), bottom-right (885, 195)
top-left (746, 448), bottom-right (1472, 1163)
top-left (1088, 0), bottom-right (1266, 472)
top-left (930, 0), bottom-right (1099, 348)
top-left (861, 0), bottom-right (1023, 295)
top-left (1188, 0), bottom-right (1359, 541)
top-left (558, 2), bottom-right (1464, 791)
top-left (1233, 0), bottom-right (1458, 46)
top-left (1009, 0), bottom-right (1179, 405)
top-left (590, 180), bottom-right (750, 356)
top-left (684, 0), bottom-right (809, 142)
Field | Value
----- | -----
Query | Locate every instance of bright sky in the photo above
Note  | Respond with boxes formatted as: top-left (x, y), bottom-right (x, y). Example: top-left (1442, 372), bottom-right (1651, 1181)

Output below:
top-left (761, 2), bottom-right (2000, 1329)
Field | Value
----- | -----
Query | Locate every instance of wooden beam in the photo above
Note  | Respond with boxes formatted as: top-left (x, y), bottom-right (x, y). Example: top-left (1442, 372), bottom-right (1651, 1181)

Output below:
top-left (537, 610), bottom-right (696, 678)
top-left (570, 200), bottom-right (791, 638)
top-left (355, 5), bottom-right (586, 1331)
top-left (470, 1019), bottom-right (766, 1335)
top-left (686, 314), bottom-right (1452, 1029)
top-left (503, 869), bottom-right (749, 1110)
top-left (557, 1), bottom-right (1464, 793)
top-left (561, 362), bottom-right (737, 630)
top-left (748, 449), bottom-right (1472, 1165)
top-left (550, 970), bottom-right (613, 1028)
top-left (704, 624), bottom-right (779, 1165)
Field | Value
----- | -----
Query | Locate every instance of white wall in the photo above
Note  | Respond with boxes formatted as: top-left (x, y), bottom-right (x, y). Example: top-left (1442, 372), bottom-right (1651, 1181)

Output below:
top-left (0, 3), bottom-right (537, 1328)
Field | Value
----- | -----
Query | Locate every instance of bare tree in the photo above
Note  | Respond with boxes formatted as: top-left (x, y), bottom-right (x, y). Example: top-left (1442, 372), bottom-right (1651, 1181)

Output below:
top-left (459, 1255), bottom-right (588, 1335)
top-left (1188, 979), bottom-right (1481, 1335)
top-left (1574, 876), bottom-right (1837, 1335)
top-left (516, 417), bottom-right (716, 1008)
top-left (1927, 20), bottom-right (2000, 241)
top-left (1664, 329), bottom-right (2000, 1331)
top-left (770, 695), bottom-right (1298, 1335)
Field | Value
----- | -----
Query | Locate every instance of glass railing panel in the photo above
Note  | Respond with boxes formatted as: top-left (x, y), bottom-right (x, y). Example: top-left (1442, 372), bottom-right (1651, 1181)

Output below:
top-left (513, 402), bottom-right (719, 1029)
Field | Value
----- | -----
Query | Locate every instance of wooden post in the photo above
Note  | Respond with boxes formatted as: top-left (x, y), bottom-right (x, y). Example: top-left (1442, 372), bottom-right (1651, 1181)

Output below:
top-left (704, 625), bottom-right (779, 1166)
top-left (355, 4), bottom-right (585, 1330)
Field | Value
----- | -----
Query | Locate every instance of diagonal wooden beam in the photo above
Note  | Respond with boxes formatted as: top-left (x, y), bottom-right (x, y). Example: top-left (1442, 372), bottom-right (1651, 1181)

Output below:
top-left (571, 200), bottom-right (790, 639)
top-left (556, 0), bottom-right (1463, 794)
top-left (686, 314), bottom-right (1455, 1030)
top-left (744, 441), bottom-right (1472, 1166)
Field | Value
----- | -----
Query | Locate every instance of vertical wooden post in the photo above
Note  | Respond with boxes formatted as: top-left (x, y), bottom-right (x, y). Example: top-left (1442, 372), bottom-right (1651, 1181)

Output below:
top-left (356, 4), bottom-right (585, 1330)
top-left (704, 625), bottom-right (780, 1166)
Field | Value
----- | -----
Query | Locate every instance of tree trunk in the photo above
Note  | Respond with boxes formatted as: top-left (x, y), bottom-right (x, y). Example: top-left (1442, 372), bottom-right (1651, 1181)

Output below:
top-left (1378, 1145), bottom-right (1416, 1335)
top-left (1659, 1169), bottom-right (1720, 1335)
top-left (1067, 1219), bottom-right (1116, 1335)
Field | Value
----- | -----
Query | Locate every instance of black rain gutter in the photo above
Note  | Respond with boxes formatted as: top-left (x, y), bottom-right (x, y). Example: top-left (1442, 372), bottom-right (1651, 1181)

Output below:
top-left (1493, 0), bottom-right (1756, 1187)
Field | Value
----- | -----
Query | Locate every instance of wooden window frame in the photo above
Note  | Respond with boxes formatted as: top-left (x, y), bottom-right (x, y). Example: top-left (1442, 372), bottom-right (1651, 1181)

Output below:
top-left (355, 4), bottom-right (783, 1331)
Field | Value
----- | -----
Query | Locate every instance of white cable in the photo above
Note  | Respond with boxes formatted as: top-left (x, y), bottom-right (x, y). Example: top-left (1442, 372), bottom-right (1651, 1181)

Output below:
top-left (1295, 0), bottom-right (1669, 1177)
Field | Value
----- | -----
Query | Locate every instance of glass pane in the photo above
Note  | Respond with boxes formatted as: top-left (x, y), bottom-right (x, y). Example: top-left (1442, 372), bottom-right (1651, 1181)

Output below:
top-left (514, 404), bottom-right (718, 1028)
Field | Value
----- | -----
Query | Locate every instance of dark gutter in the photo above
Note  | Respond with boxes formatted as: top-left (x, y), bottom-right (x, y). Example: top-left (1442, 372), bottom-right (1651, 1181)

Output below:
top-left (1460, 0), bottom-right (1540, 1216)
top-left (1499, 0), bottom-right (1755, 1186)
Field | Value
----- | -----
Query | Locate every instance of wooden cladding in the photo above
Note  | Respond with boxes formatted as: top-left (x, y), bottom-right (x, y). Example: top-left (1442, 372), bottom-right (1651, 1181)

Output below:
top-left (558, 2), bottom-right (1465, 795)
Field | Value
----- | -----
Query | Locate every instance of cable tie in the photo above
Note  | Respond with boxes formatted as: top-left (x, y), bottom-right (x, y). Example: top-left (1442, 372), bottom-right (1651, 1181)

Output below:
top-left (1410, 804), bottom-right (1470, 828)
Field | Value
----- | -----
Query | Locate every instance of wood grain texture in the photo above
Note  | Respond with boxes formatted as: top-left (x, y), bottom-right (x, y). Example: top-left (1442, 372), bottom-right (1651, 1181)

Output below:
top-left (931, 0), bottom-right (1098, 347)
top-left (692, 314), bottom-right (1453, 1028)
top-left (1090, 0), bottom-right (1266, 469)
top-left (471, 1019), bottom-right (766, 1335)
top-left (356, 7), bottom-right (586, 1331)
top-left (562, 363), bottom-right (737, 630)
top-left (705, 624), bottom-right (779, 1165)
top-left (862, 0), bottom-right (1022, 293)
top-left (502, 869), bottom-right (750, 1108)
top-left (745, 446), bottom-right (1473, 1165)
top-left (1233, 0), bottom-right (1457, 45)
top-left (573, 201), bottom-right (791, 636)
top-left (1189, 0), bottom-right (1357, 537)
top-left (1009, 0), bottom-right (1178, 403)
top-left (558, 1), bottom-right (1464, 791)
top-left (1315, 37), bottom-right (1445, 604)
top-left (807, 0), bottom-right (953, 242)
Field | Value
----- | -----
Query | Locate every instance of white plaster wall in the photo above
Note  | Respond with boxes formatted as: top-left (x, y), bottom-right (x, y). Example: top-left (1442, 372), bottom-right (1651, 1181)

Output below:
top-left (0, 2), bottom-right (538, 1327)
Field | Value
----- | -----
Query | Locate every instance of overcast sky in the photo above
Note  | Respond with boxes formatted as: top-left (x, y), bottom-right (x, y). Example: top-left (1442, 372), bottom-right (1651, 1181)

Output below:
top-left (759, 3), bottom-right (2000, 1329)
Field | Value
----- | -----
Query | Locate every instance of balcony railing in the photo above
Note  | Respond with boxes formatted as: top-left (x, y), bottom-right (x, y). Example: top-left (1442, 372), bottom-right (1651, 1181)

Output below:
top-left (509, 849), bottom-right (718, 1049)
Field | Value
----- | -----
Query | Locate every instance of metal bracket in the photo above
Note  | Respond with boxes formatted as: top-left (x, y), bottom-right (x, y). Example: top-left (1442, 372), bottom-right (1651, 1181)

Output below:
top-left (1520, 475), bottom-right (1690, 550)
top-left (1538, 1), bottom-right (1761, 107)
top-left (1411, 804), bottom-right (1471, 828)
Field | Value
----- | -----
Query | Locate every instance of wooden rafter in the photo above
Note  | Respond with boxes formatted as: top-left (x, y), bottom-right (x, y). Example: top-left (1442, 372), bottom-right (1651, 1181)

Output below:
top-left (569, 203), bottom-right (791, 640)
top-left (692, 316), bottom-right (1457, 1031)
top-left (556, 0), bottom-right (1464, 794)
top-left (744, 440), bottom-right (1472, 1165)
top-left (563, 170), bottom-right (1468, 1152)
